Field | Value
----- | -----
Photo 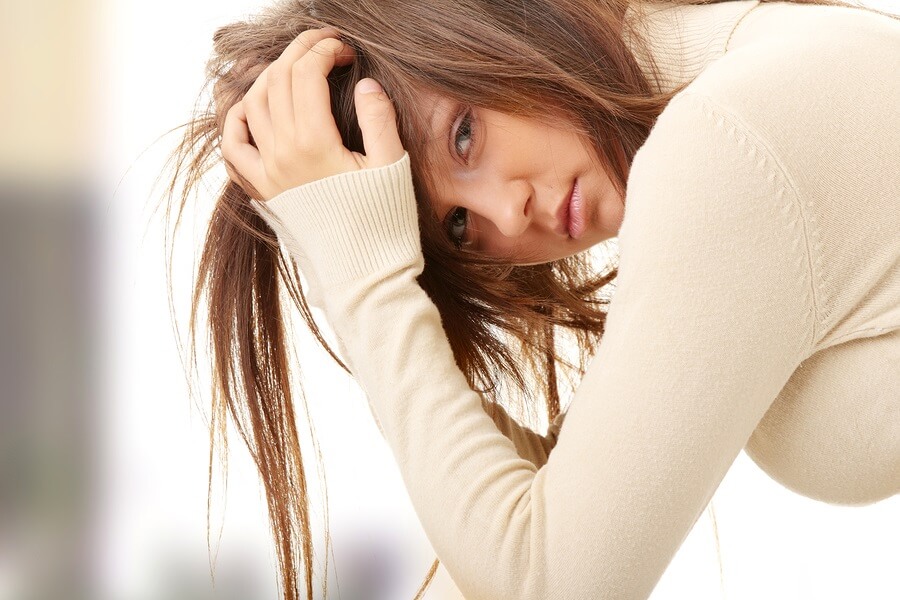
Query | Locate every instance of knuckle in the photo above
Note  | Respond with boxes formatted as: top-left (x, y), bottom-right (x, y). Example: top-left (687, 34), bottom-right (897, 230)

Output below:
top-left (295, 28), bottom-right (319, 46)
top-left (266, 65), bottom-right (286, 86)
top-left (308, 38), bottom-right (341, 63)
top-left (287, 37), bottom-right (307, 52)
top-left (243, 89), bottom-right (261, 108)
top-left (272, 142), bottom-right (298, 169)
top-left (224, 161), bottom-right (241, 182)
top-left (249, 66), bottom-right (269, 90)
top-left (272, 152), bottom-right (292, 172)
top-left (290, 63), bottom-right (319, 84)
top-left (316, 37), bottom-right (343, 52)
top-left (292, 136), bottom-right (316, 156)
top-left (237, 100), bottom-right (254, 121)
top-left (285, 28), bottom-right (325, 57)
top-left (364, 101), bottom-right (390, 117)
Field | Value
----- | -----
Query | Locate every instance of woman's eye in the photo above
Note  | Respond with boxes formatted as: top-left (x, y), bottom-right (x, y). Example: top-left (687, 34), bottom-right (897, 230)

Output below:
top-left (453, 110), bottom-right (474, 161)
top-left (446, 207), bottom-right (469, 248)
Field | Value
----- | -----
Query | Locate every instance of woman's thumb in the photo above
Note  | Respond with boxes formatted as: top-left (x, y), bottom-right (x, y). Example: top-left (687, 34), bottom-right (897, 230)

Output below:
top-left (355, 78), bottom-right (405, 167)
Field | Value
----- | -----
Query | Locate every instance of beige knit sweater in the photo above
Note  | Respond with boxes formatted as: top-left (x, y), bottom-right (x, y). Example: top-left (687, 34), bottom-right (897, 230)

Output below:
top-left (250, 1), bottom-right (900, 597)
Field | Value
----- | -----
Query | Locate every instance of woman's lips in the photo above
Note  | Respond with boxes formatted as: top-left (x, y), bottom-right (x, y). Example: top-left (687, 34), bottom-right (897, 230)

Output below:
top-left (568, 179), bottom-right (586, 240)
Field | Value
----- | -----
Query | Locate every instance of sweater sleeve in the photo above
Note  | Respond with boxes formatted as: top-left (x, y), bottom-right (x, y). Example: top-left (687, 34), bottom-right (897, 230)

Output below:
top-left (250, 91), bottom-right (817, 599)
top-left (251, 168), bottom-right (568, 470)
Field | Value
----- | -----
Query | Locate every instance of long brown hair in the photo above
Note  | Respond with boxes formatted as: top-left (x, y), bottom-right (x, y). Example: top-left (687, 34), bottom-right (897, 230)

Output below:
top-left (157, 0), bottom-right (898, 597)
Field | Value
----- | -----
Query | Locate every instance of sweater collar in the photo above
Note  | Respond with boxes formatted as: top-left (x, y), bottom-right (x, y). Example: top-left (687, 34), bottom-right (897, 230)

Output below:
top-left (623, 0), bottom-right (762, 93)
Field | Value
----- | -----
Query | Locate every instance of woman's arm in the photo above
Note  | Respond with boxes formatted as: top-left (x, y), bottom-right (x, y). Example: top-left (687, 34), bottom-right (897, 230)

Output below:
top-left (255, 190), bottom-right (567, 471)
top-left (251, 92), bottom-right (817, 599)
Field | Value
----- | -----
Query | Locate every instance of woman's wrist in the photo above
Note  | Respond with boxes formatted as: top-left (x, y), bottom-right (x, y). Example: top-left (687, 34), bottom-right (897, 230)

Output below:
top-left (250, 152), bottom-right (422, 287)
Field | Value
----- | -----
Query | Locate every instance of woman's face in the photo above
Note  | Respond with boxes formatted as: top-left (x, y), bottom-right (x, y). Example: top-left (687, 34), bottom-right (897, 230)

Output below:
top-left (417, 89), bottom-right (626, 265)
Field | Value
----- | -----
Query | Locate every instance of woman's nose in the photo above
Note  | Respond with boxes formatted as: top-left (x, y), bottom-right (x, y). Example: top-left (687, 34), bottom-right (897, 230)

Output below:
top-left (469, 178), bottom-right (532, 239)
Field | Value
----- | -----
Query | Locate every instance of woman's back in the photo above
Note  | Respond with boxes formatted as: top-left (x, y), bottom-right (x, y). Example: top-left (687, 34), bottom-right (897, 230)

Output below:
top-left (621, 0), bottom-right (900, 505)
top-left (706, 0), bottom-right (900, 504)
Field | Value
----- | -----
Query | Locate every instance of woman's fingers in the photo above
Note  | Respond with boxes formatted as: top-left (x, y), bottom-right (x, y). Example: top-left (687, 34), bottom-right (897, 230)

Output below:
top-left (221, 101), bottom-right (267, 197)
top-left (354, 79), bottom-right (406, 167)
top-left (222, 25), bottom-right (407, 199)
top-left (241, 28), bottom-right (351, 166)
top-left (291, 37), bottom-right (350, 155)
top-left (267, 28), bottom-right (348, 140)
top-left (241, 66), bottom-right (273, 158)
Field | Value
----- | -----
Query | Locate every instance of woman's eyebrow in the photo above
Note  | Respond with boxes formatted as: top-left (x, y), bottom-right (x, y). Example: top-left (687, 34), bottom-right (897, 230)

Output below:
top-left (426, 100), bottom-right (456, 157)
top-left (428, 103), bottom-right (442, 138)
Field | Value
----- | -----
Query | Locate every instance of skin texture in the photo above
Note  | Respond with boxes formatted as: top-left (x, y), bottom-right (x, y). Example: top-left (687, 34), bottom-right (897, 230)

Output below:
top-left (418, 89), bottom-right (627, 265)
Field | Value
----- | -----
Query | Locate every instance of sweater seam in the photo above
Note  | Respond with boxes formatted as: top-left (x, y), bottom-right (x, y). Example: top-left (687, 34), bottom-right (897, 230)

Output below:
top-left (822, 323), bottom-right (900, 347)
top-left (677, 91), bottom-right (822, 357)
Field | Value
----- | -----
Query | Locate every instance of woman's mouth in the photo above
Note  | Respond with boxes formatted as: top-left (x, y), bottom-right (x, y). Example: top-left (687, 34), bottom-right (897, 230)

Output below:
top-left (568, 179), bottom-right (586, 240)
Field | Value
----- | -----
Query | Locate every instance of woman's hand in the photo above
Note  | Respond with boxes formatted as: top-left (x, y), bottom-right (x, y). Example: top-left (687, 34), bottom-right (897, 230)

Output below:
top-left (221, 27), bottom-right (406, 202)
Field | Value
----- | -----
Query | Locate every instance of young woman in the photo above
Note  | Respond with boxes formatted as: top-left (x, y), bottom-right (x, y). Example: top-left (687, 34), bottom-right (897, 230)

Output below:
top-left (163, 0), bottom-right (900, 598)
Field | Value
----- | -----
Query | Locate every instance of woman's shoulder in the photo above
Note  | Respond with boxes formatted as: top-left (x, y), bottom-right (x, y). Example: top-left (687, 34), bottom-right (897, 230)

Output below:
top-left (639, 0), bottom-right (900, 226)
top-left (627, 9), bottom-right (900, 352)
top-left (725, 0), bottom-right (900, 53)
top-left (685, 0), bottom-right (900, 128)
top-left (693, 4), bottom-right (900, 350)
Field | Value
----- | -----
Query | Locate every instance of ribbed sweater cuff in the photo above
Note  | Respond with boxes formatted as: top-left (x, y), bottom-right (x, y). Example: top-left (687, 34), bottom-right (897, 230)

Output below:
top-left (250, 152), bottom-right (422, 286)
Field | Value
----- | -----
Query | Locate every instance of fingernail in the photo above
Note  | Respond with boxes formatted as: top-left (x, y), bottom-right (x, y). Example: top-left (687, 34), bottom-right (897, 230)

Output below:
top-left (357, 79), bottom-right (383, 95)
